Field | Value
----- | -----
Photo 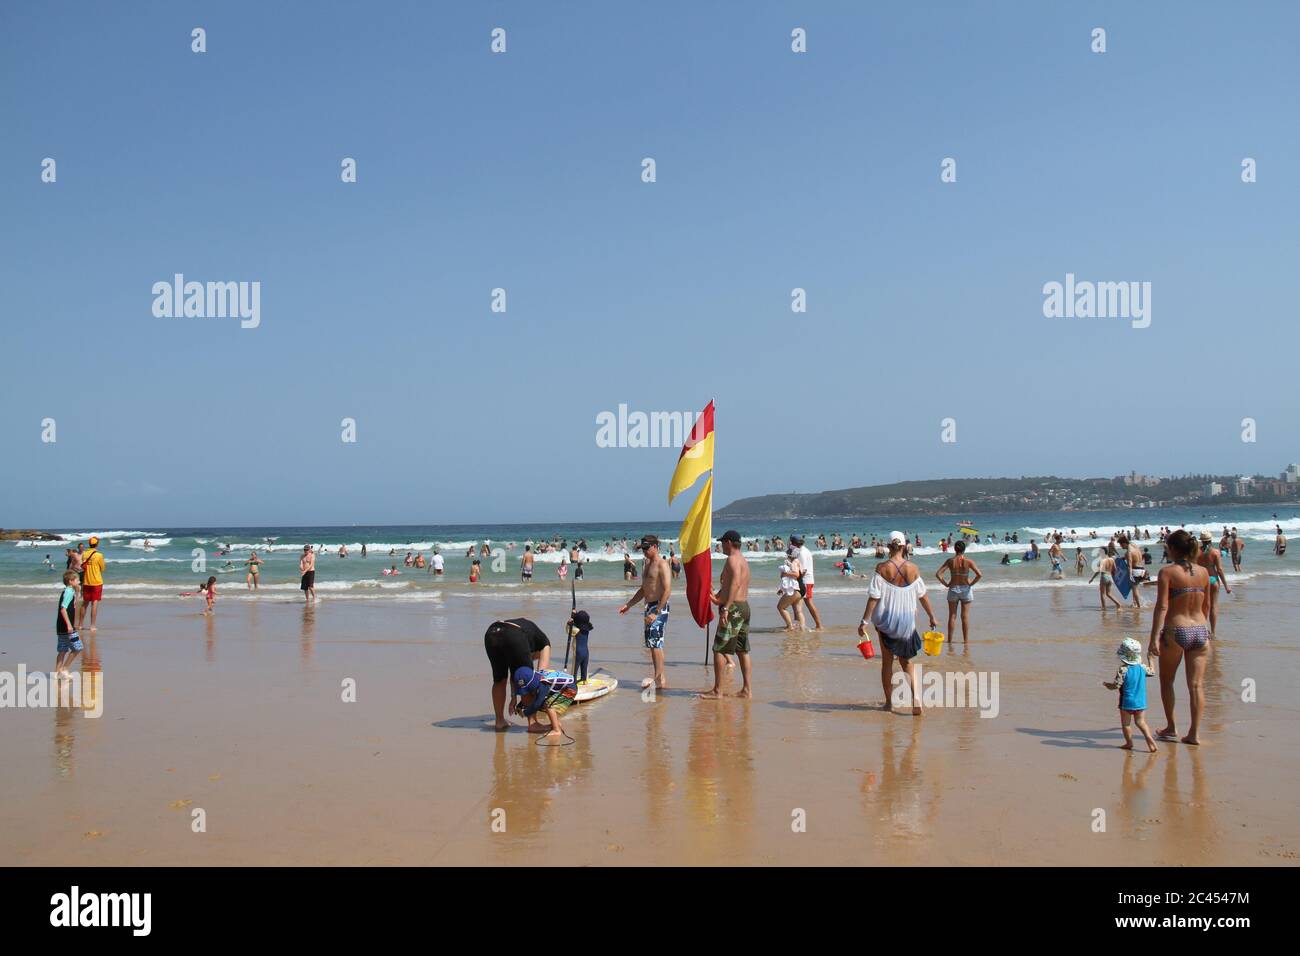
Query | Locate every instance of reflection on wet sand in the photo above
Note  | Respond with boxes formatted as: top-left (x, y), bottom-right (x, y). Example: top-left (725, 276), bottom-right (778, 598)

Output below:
top-left (300, 604), bottom-right (315, 669)
top-left (1159, 745), bottom-right (1215, 863)
top-left (863, 720), bottom-right (939, 851)
top-left (1116, 748), bottom-right (1160, 835)
top-left (1201, 641), bottom-right (1228, 737)
top-left (52, 702), bottom-right (77, 778)
top-left (204, 612), bottom-right (216, 663)
top-left (640, 697), bottom-right (673, 836)
top-left (684, 699), bottom-right (754, 862)
top-left (52, 632), bottom-right (104, 777)
top-left (485, 718), bottom-right (598, 850)
top-left (777, 631), bottom-right (827, 738)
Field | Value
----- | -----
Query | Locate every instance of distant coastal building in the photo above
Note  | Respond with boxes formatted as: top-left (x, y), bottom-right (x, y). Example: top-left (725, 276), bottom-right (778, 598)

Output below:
top-left (1283, 464), bottom-right (1299, 484)
top-left (1120, 471), bottom-right (1161, 487)
top-left (1232, 476), bottom-right (1254, 497)
top-left (1202, 482), bottom-right (1224, 497)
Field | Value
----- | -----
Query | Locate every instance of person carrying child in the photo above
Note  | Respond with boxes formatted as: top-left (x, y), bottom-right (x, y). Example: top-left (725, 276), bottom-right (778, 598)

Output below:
top-left (1103, 638), bottom-right (1158, 752)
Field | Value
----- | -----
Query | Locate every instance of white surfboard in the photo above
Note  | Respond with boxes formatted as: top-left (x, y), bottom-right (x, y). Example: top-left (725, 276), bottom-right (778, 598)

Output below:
top-left (574, 671), bottom-right (618, 702)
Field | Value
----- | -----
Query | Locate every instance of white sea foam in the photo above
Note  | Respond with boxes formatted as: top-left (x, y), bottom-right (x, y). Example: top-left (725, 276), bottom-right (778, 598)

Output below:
top-left (13, 530), bottom-right (165, 547)
top-left (106, 557), bottom-right (188, 564)
top-left (124, 538), bottom-right (172, 549)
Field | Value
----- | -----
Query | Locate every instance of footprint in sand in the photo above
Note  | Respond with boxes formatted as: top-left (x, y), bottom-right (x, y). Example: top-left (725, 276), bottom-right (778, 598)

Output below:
top-left (83, 831), bottom-right (104, 839)
top-left (1058, 773), bottom-right (1078, 781)
top-left (170, 799), bottom-right (193, 809)
top-left (208, 774), bottom-right (222, 781)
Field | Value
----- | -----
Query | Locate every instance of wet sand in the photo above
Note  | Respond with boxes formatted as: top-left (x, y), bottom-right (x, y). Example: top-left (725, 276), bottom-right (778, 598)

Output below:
top-left (1, 581), bottom-right (1297, 866)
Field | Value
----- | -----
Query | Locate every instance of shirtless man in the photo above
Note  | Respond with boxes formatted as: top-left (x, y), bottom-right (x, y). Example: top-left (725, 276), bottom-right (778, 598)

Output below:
top-left (1230, 532), bottom-right (1245, 572)
top-left (1119, 533), bottom-right (1145, 607)
top-left (299, 545), bottom-right (316, 603)
top-left (619, 534), bottom-right (672, 689)
top-left (1047, 537), bottom-right (1066, 578)
top-left (702, 530), bottom-right (752, 698)
top-left (936, 540), bottom-right (982, 642)
top-left (521, 544), bottom-right (534, 583)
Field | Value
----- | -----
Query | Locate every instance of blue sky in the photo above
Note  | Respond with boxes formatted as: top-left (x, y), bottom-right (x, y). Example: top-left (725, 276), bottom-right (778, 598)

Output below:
top-left (2, 1), bottom-right (1297, 526)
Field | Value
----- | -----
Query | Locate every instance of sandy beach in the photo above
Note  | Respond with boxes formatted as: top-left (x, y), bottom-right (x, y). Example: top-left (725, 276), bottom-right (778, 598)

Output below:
top-left (2, 580), bottom-right (1296, 867)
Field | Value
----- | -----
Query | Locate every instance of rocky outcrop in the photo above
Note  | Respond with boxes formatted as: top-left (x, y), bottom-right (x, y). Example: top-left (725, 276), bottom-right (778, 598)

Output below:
top-left (0, 529), bottom-right (65, 542)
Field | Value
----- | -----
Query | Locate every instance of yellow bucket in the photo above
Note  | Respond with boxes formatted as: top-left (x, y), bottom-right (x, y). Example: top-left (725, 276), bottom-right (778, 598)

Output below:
top-left (922, 630), bottom-right (945, 656)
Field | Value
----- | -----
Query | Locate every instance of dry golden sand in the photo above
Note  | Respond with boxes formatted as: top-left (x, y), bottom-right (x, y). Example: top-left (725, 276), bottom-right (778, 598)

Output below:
top-left (1, 583), bottom-right (1297, 866)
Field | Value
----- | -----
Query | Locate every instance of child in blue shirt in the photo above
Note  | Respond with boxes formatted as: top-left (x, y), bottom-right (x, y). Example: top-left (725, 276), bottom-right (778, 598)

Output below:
top-left (1103, 637), bottom-right (1157, 752)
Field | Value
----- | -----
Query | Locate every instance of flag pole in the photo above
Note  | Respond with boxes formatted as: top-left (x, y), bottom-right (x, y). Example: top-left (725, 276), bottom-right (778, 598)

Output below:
top-left (563, 555), bottom-right (576, 670)
top-left (705, 398), bottom-right (715, 668)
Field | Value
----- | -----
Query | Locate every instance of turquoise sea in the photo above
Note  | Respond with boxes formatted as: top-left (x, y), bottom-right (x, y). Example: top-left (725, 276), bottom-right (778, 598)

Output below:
top-left (3, 504), bottom-right (1296, 604)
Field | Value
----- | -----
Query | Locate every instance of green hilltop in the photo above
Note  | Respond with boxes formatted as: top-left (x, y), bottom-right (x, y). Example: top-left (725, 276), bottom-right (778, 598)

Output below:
top-left (713, 475), bottom-right (1293, 519)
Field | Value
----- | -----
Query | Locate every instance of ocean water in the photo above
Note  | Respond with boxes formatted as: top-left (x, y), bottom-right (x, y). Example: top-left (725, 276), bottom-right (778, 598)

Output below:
top-left (3, 505), bottom-right (1296, 603)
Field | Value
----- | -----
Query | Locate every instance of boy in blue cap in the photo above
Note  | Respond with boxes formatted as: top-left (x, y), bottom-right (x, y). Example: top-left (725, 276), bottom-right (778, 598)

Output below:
top-left (513, 666), bottom-right (577, 739)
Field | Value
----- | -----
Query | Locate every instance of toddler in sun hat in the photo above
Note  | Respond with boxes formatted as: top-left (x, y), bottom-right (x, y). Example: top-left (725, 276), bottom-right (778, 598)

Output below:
top-left (1103, 638), bottom-right (1157, 752)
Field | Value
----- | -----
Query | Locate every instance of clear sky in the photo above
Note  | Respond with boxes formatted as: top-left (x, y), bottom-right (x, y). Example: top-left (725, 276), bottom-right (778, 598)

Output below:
top-left (2, 1), bottom-right (1297, 527)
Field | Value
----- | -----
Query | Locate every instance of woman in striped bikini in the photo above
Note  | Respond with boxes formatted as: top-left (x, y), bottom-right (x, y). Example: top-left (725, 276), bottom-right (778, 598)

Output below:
top-left (1147, 529), bottom-right (1212, 745)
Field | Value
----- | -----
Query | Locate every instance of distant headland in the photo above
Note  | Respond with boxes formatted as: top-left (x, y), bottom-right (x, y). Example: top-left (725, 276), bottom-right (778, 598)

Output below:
top-left (714, 471), bottom-right (1300, 520)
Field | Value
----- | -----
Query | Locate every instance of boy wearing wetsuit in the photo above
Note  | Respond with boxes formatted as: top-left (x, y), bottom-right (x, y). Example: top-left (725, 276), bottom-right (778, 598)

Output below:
top-left (568, 609), bottom-right (593, 683)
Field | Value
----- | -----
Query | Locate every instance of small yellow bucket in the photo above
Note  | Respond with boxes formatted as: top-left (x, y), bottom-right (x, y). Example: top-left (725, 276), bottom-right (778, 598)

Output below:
top-left (922, 630), bottom-right (945, 656)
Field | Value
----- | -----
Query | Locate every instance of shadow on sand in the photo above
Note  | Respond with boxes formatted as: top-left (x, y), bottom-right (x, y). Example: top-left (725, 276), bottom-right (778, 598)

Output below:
top-left (431, 715), bottom-right (505, 732)
top-left (1016, 726), bottom-right (1123, 749)
top-left (769, 700), bottom-right (879, 714)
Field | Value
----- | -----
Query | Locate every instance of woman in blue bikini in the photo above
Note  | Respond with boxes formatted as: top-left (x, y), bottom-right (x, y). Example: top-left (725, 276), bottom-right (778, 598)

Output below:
top-left (1195, 530), bottom-right (1231, 636)
top-left (1148, 529), bottom-right (1212, 745)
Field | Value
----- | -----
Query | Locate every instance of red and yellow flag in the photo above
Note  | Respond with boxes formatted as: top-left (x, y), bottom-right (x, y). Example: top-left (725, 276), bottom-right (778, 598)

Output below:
top-left (678, 476), bottom-right (714, 628)
top-left (667, 400), bottom-right (715, 504)
top-left (671, 400), bottom-right (716, 628)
